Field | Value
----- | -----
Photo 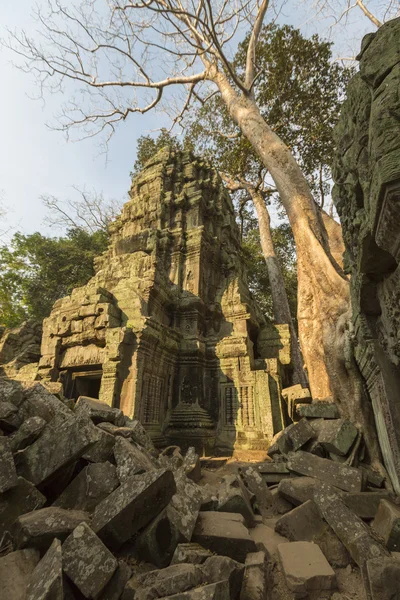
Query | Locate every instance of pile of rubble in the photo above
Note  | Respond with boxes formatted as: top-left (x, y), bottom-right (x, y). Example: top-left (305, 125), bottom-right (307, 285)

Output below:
top-left (0, 378), bottom-right (400, 600)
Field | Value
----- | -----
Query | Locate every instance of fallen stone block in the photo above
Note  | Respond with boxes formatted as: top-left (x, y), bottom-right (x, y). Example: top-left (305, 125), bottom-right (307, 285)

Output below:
top-left (9, 416), bottom-right (46, 453)
top-left (343, 492), bottom-right (393, 520)
top-left (63, 522), bottom-right (117, 599)
top-left (83, 426), bottom-right (115, 463)
top-left (249, 523), bottom-right (288, 559)
top-left (18, 383), bottom-right (72, 426)
top-left (0, 401), bottom-right (22, 431)
top-left (270, 488), bottom-right (293, 514)
top-left (278, 476), bottom-right (326, 506)
top-left (277, 419), bottom-right (315, 455)
top-left (287, 450), bottom-right (364, 492)
top-left (26, 538), bottom-right (63, 600)
top-left (239, 466), bottom-right (275, 519)
top-left (0, 476), bottom-right (46, 536)
top-left (257, 462), bottom-right (290, 485)
top-left (92, 468), bottom-right (176, 550)
top-left (0, 378), bottom-right (24, 407)
top-left (359, 466), bottom-right (385, 489)
top-left (123, 417), bottom-right (157, 454)
top-left (182, 447), bottom-right (201, 482)
top-left (17, 415), bottom-right (100, 487)
top-left (53, 462), bottom-right (119, 512)
top-left (75, 395), bottom-right (125, 426)
top-left (12, 507), bottom-right (90, 551)
top-left (156, 581), bottom-right (230, 599)
top-left (314, 484), bottom-right (390, 568)
top-left (199, 484), bottom-right (218, 511)
top-left (217, 475), bottom-right (255, 527)
top-left (123, 563), bottom-right (204, 600)
top-left (98, 561), bottom-right (132, 600)
top-left (0, 548), bottom-right (40, 600)
top-left (313, 418), bottom-right (358, 456)
top-left (192, 512), bottom-right (257, 563)
top-left (171, 543), bottom-right (213, 565)
top-left (114, 437), bottom-right (157, 482)
top-left (278, 541), bottom-right (336, 597)
top-left (295, 402), bottom-right (340, 419)
top-left (239, 551), bottom-right (268, 600)
top-left (364, 557), bottom-right (400, 600)
top-left (0, 437), bottom-right (18, 493)
top-left (372, 499), bottom-right (400, 551)
top-left (202, 555), bottom-right (244, 600)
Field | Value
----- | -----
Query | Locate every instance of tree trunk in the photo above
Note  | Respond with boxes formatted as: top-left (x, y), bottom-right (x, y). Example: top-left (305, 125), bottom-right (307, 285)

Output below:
top-left (250, 188), bottom-right (307, 387)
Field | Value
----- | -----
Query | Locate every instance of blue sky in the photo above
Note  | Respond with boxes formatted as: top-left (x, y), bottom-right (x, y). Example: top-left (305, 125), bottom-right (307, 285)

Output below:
top-left (0, 1), bottom-right (381, 238)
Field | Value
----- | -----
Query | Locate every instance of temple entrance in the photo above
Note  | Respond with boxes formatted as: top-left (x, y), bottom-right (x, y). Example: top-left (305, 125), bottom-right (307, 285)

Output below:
top-left (63, 368), bottom-right (103, 401)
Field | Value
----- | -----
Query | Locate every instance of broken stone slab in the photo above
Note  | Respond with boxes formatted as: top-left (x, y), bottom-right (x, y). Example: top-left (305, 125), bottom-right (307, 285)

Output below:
top-left (312, 418), bottom-right (358, 456)
top-left (343, 492), bottom-right (394, 520)
top-left (153, 581), bottom-right (230, 600)
top-left (238, 466), bottom-right (275, 519)
top-left (17, 415), bottom-right (100, 487)
top-left (83, 426), bottom-right (115, 463)
top-left (372, 499), bottom-right (400, 551)
top-left (217, 475), bottom-right (256, 527)
top-left (239, 551), bottom-right (268, 600)
top-left (0, 476), bottom-right (46, 536)
top-left (123, 417), bottom-right (157, 455)
top-left (9, 416), bottom-right (46, 453)
top-left (314, 483), bottom-right (390, 569)
top-left (53, 462), bottom-right (119, 512)
top-left (63, 521), bottom-right (118, 599)
top-left (295, 402), bottom-right (340, 419)
top-left (270, 488), bottom-right (293, 515)
top-left (249, 523), bottom-right (288, 559)
top-left (98, 561), bottom-right (132, 600)
top-left (0, 378), bottom-right (24, 407)
top-left (201, 555), bottom-right (244, 600)
top-left (123, 564), bottom-right (204, 600)
top-left (278, 476), bottom-right (327, 506)
top-left (75, 395), bottom-right (125, 426)
top-left (287, 450), bottom-right (364, 492)
top-left (359, 466), bottom-right (385, 489)
top-left (192, 511), bottom-right (257, 563)
top-left (182, 447), bottom-right (201, 483)
top-left (364, 557), bottom-right (400, 600)
top-left (18, 383), bottom-right (73, 426)
top-left (256, 462), bottom-right (290, 485)
top-left (92, 468), bottom-right (176, 550)
top-left (26, 538), bottom-right (63, 600)
top-left (97, 421), bottom-right (134, 438)
top-left (277, 541), bottom-right (337, 597)
top-left (137, 469), bottom-right (203, 567)
top-left (0, 548), bottom-right (40, 600)
top-left (12, 507), bottom-right (90, 551)
top-left (0, 401), bottom-right (22, 431)
top-left (0, 437), bottom-right (18, 493)
top-left (114, 437), bottom-right (157, 482)
top-left (277, 419), bottom-right (315, 455)
top-left (171, 543), bottom-right (213, 565)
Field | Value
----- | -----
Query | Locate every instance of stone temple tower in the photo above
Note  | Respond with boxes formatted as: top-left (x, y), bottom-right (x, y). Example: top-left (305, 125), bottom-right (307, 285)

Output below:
top-left (38, 149), bottom-right (290, 453)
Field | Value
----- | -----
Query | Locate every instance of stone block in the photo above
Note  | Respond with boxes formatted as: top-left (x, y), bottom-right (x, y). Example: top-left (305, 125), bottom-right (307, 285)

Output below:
top-left (9, 416), bottom-right (46, 452)
top-left (257, 462), bottom-right (290, 485)
top-left (314, 418), bottom-right (358, 456)
top-left (123, 564), bottom-right (204, 600)
top-left (92, 468), bottom-right (176, 550)
top-left (12, 507), bottom-right (90, 551)
top-left (75, 396), bottom-right (125, 426)
top-left (295, 402), bottom-right (340, 419)
top-left (114, 437), bottom-right (157, 482)
top-left (238, 466), bottom-right (275, 518)
top-left (0, 401), bottom-right (22, 431)
top-left (343, 492), bottom-right (393, 519)
top-left (26, 538), bottom-right (63, 600)
top-left (182, 446), bottom-right (201, 482)
top-left (98, 561), bottom-right (132, 600)
top-left (18, 383), bottom-right (72, 426)
top-left (0, 437), bottom-right (18, 493)
top-left (53, 462), bottom-right (119, 512)
top-left (0, 378), bottom-right (24, 407)
top-left (17, 415), bottom-right (100, 487)
top-left (217, 475), bottom-right (256, 527)
top-left (287, 450), bottom-right (364, 492)
top-left (171, 543), bottom-right (213, 565)
top-left (201, 555), bottom-right (244, 600)
top-left (314, 484), bottom-right (390, 568)
top-left (83, 426), bottom-right (115, 463)
top-left (364, 557), bottom-right (400, 600)
top-left (372, 499), bottom-right (400, 551)
top-left (239, 551), bottom-right (267, 600)
top-left (277, 419), bottom-right (315, 455)
top-left (0, 476), bottom-right (46, 535)
top-left (0, 548), bottom-right (40, 600)
top-left (192, 511), bottom-right (257, 563)
top-left (150, 581), bottom-right (230, 600)
top-left (277, 542), bottom-right (337, 597)
top-left (123, 417), bottom-right (157, 454)
top-left (249, 523), bottom-right (288, 559)
top-left (63, 522), bottom-right (117, 599)
top-left (270, 488), bottom-right (293, 515)
top-left (278, 476), bottom-right (327, 506)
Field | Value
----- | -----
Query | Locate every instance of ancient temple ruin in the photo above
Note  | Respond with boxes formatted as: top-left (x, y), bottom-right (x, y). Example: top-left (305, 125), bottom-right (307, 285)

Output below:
top-left (38, 149), bottom-right (290, 453)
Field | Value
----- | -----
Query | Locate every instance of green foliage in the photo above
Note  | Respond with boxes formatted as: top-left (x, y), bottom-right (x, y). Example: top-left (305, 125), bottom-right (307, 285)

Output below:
top-left (131, 129), bottom-right (185, 178)
top-left (0, 228), bottom-right (108, 327)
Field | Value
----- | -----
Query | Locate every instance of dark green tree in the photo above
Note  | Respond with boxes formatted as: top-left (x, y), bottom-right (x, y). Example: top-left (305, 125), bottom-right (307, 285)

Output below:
top-left (0, 228), bottom-right (108, 327)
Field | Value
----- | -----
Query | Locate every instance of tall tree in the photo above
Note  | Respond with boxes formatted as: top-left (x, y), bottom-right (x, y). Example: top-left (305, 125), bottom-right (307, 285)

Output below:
top-left (5, 0), bottom-right (385, 462)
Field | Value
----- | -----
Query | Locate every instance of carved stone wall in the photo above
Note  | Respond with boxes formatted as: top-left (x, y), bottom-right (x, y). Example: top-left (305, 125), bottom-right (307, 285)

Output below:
top-left (332, 18), bottom-right (400, 492)
top-left (38, 149), bottom-right (290, 453)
